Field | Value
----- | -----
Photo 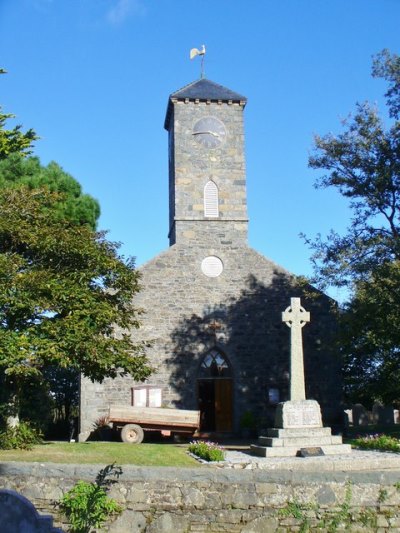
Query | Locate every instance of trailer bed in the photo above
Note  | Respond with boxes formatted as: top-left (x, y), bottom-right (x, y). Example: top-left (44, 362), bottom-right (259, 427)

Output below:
top-left (107, 406), bottom-right (200, 443)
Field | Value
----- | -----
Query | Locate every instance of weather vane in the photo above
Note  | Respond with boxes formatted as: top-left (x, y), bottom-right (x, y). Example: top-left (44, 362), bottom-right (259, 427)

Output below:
top-left (190, 44), bottom-right (206, 78)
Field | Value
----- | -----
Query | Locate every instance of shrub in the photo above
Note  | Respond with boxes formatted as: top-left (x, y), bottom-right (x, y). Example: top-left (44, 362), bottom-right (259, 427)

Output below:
top-left (353, 433), bottom-right (400, 452)
top-left (188, 440), bottom-right (225, 462)
top-left (240, 410), bottom-right (256, 430)
top-left (0, 421), bottom-right (43, 450)
top-left (59, 463), bottom-right (123, 533)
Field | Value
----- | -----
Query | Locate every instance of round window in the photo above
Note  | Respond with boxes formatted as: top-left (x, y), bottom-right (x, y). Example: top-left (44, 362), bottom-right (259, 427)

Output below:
top-left (201, 256), bottom-right (223, 277)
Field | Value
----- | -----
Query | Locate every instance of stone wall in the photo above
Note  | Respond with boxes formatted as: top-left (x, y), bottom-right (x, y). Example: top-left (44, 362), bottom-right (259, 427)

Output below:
top-left (168, 100), bottom-right (248, 246)
top-left (80, 242), bottom-right (341, 440)
top-left (1, 462), bottom-right (400, 532)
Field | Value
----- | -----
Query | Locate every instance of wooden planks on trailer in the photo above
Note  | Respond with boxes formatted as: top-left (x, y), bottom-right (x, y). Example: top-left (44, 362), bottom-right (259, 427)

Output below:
top-left (108, 406), bottom-right (200, 430)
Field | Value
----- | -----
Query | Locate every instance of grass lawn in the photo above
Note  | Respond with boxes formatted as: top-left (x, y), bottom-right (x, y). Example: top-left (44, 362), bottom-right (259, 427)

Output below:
top-left (0, 441), bottom-right (200, 467)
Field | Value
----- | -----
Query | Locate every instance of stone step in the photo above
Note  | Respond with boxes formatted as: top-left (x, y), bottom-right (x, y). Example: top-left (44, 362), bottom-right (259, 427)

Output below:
top-left (258, 435), bottom-right (343, 447)
top-left (250, 443), bottom-right (352, 458)
top-left (266, 427), bottom-right (332, 438)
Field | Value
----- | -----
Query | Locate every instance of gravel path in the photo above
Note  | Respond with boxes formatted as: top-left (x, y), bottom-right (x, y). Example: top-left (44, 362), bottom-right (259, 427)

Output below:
top-left (216, 448), bottom-right (400, 471)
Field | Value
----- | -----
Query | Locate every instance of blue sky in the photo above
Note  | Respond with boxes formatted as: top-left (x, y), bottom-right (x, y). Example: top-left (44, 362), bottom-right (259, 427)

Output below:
top-left (1, 0), bottom-right (399, 301)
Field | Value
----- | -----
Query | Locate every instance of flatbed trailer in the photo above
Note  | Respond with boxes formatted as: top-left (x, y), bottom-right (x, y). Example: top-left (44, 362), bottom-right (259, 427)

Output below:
top-left (107, 406), bottom-right (200, 443)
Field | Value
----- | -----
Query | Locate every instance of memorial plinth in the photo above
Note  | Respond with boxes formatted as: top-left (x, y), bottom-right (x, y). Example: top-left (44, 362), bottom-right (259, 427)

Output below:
top-left (251, 298), bottom-right (351, 458)
top-left (251, 399), bottom-right (351, 457)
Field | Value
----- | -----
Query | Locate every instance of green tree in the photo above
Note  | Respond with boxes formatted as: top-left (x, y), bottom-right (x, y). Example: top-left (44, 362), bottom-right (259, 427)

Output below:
top-left (0, 68), bottom-right (99, 230)
top-left (0, 186), bottom-right (152, 424)
top-left (307, 49), bottom-right (400, 405)
top-left (0, 154), bottom-right (100, 229)
top-left (372, 48), bottom-right (400, 119)
top-left (0, 69), bottom-right (38, 159)
top-left (341, 261), bottom-right (400, 406)
top-left (0, 70), bottom-right (106, 431)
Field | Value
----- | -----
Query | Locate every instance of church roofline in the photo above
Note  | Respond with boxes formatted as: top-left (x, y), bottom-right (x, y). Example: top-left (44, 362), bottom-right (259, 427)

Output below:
top-left (164, 78), bottom-right (247, 130)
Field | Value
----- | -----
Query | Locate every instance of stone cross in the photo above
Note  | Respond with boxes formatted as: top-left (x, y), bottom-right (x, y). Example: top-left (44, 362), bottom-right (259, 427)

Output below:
top-left (282, 297), bottom-right (310, 401)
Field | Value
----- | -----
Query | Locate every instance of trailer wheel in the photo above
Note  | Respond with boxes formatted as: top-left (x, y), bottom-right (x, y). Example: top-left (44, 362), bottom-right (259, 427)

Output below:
top-left (121, 424), bottom-right (144, 444)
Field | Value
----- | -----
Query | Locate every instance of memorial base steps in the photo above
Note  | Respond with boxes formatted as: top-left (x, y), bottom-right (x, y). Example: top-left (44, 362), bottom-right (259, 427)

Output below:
top-left (250, 442), bottom-right (352, 457)
top-left (258, 434), bottom-right (343, 447)
top-left (250, 400), bottom-right (352, 458)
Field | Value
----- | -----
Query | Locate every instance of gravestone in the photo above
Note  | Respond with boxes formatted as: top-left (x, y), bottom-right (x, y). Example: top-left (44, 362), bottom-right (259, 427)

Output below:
top-left (0, 489), bottom-right (63, 532)
top-left (251, 298), bottom-right (351, 457)
top-left (344, 409), bottom-right (353, 427)
top-left (372, 403), bottom-right (396, 425)
top-left (352, 404), bottom-right (369, 426)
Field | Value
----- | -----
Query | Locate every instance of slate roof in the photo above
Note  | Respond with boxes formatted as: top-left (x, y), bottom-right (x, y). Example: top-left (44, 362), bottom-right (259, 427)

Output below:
top-left (164, 78), bottom-right (247, 130)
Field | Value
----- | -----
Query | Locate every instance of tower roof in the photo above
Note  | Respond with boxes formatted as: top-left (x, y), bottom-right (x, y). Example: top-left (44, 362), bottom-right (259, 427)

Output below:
top-left (164, 78), bottom-right (247, 130)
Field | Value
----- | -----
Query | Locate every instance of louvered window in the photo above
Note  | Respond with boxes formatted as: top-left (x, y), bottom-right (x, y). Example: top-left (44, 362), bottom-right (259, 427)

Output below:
top-left (204, 180), bottom-right (219, 217)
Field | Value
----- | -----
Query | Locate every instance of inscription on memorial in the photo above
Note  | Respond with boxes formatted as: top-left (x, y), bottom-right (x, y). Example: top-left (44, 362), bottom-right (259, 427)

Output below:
top-left (284, 403), bottom-right (321, 427)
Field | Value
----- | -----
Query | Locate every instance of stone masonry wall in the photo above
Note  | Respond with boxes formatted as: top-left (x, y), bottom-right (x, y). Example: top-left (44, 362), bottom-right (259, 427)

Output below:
top-left (168, 100), bottom-right (248, 245)
top-left (80, 240), bottom-right (340, 440)
top-left (1, 462), bottom-right (400, 532)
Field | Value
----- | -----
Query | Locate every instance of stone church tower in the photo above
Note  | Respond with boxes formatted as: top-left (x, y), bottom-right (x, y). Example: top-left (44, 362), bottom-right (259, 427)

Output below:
top-left (79, 79), bottom-right (341, 440)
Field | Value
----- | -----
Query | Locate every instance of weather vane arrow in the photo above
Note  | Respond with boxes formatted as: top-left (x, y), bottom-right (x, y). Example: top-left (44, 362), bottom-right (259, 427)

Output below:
top-left (190, 44), bottom-right (206, 78)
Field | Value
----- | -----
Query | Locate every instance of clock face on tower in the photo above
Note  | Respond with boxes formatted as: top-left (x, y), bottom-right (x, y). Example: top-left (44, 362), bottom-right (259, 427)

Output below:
top-left (192, 116), bottom-right (226, 148)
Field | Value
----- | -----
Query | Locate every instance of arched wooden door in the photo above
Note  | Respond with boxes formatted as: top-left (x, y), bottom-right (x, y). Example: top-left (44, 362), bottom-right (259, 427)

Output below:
top-left (197, 350), bottom-right (233, 432)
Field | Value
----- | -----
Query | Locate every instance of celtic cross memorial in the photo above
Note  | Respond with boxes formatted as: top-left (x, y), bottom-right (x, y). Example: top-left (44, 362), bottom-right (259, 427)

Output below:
top-left (282, 297), bottom-right (310, 401)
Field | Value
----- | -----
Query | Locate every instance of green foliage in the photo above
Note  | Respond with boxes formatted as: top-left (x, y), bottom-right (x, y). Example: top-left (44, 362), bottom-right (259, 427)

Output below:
top-left (358, 507), bottom-right (378, 528)
top-left (0, 365), bottom-right (76, 437)
top-left (0, 187), bottom-right (152, 421)
top-left (188, 440), bottom-right (225, 462)
top-left (372, 48), bottom-right (400, 119)
top-left (307, 102), bottom-right (400, 289)
top-left (276, 482), bottom-right (400, 532)
top-left (353, 433), bottom-right (400, 452)
top-left (279, 482), bottom-right (354, 533)
top-left (279, 499), bottom-right (314, 533)
top-left (0, 154), bottom-right (100, 229)
top-left (59, 463), bottom-right (123, 533)
top-left (240, 410), bottom-right (256, 430)
top-left (42, 366), bottom-right (79, 429)
top-left (305, 49), bottom-right (400, 405)
top-left (0, 70), bottom-right (125, 426)
top-left (378, 488), bottom-right (388, 503)
top-left (0, 421), bottom-right (42, 450)
top-left (322, 481), bottom-right (352, 532)
top-left (341, 261), bottom-right (400, 406)
top-left (0, 69), bottom-right (38, 159)
top-left (18, 374), bottom-right (53, 432)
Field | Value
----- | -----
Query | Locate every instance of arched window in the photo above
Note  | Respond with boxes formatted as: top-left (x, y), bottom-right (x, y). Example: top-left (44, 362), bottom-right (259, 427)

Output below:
top-left (204, 180), bottom-right (219, 217)
top-left (199, 349), bottom-right (232, 378)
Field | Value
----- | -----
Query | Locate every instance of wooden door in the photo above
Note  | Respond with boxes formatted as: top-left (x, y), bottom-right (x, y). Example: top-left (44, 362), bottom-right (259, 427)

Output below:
top-left (215, 379), bottom-right (233, 432)
top-left (198, 378), bottom-right (232, 432)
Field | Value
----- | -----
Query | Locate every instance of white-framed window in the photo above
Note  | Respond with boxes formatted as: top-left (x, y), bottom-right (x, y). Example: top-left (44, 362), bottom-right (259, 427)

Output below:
top-left (204, 180), bottom-right (219, 217)
top-left (131, 386), bottom-right (162, 407)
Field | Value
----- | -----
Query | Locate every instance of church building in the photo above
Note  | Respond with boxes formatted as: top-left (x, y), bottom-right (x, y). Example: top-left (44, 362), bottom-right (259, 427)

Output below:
top-left (79, 78), bottom-right (341, 440)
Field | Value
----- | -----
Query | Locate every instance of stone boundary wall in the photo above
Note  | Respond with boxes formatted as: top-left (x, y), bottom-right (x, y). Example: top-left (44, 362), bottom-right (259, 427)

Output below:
top-left (1, 462), bottom-right (400, 532)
